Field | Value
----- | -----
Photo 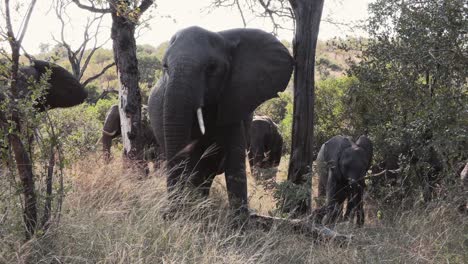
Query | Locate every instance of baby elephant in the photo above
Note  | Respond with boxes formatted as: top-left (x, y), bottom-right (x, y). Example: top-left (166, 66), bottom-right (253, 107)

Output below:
top-left (100, 104), bottom-right (161, 171)
top-left (248, 116), bottom-right (283, 180)
top-left (315, 135), bottom-right (373, 227)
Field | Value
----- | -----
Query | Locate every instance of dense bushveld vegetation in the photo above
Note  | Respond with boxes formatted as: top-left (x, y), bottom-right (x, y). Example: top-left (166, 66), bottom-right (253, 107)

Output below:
top-left (1, 0), bottom-right (467, 262)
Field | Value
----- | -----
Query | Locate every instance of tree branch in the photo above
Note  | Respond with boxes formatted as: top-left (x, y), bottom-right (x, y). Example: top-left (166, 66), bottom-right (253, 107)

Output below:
top-left (367, 168), bottom-right (402, 178)
top-left (82, 62), bottom-right (116, 87)
top-left (72, 0), bottom-right (111, 13)
top-left (139, 0), bottom-right (154, 13)
top-left (4, 0), bottom-right (15, 42)
top-left (235, 0), bottom-right (247, 27)
top-left (17, 0), bottom-right (37, 45)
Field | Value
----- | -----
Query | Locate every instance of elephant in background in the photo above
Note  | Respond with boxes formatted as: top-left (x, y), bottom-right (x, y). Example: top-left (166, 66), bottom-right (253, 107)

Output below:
top-left (1, 60), bottom-right (87, 149)
top-left (248, 115), bottom-right (283, 180)
top-left (100, 104), bottom-right (161, 170)
top-left (0, 60), bottom-right (87, 112)
top-left (0, 60), bottom-right (87, 183)
top-left (315, 135), bottom-right (373, 227)
top-left (148, 26), bottom-right (293, 214)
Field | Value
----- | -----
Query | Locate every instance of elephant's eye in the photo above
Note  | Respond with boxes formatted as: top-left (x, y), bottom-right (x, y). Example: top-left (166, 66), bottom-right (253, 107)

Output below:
top-left (206, 63), bottom-right (218, 75)
top-left (162, 62), bottom-right (168, 71)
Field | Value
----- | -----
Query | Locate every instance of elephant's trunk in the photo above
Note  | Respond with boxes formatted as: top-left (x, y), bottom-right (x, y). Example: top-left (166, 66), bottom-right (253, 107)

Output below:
top-left (163, 74), bottom-right (197, 167)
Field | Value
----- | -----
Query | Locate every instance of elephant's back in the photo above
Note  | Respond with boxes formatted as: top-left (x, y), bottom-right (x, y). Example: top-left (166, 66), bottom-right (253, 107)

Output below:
top-left (322, 135), bottom-right (353, 163)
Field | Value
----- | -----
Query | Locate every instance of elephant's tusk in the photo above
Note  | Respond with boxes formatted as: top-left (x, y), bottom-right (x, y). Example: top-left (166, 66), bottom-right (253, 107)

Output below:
top-left (102, 129), bottom-right (118, 137)
top-left (197, 108), bottom-right (205, 135)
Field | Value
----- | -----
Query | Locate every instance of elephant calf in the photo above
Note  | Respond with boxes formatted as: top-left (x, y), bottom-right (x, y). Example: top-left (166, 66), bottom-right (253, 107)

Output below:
top-left (315, 135), bottom-right (373, 227)
top-left (248, 115), bottom-right (283, 180)
top-left (100, 104), bottom-right (161, 172)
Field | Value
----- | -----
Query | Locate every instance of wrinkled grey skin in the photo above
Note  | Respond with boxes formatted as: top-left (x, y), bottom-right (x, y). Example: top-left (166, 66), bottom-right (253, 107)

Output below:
top-left (316, 135), bottom-right (373, 226)
top-left (148, 26), bottom-right (293, 213)
top-left (101, 104), bottom-right (161, 170)
top-left (248, 115), bottom-right (283, 180)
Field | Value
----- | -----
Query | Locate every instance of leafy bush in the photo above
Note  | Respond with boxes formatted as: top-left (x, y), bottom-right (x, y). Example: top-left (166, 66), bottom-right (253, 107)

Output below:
top-left (255, 91), bottom-right (292, 124)
top-left (44, 101), bottom-right (117, 164)
top-left (343, 0), bottom-right (468, 203)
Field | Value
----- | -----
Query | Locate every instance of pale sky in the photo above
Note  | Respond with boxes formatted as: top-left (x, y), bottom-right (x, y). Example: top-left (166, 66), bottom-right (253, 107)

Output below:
top-left (6, 0), bottom-right (373, 54)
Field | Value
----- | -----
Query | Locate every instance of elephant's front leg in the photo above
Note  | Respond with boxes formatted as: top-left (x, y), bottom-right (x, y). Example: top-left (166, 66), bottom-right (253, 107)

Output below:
top-left (324, 168), bottom-right (345, 225)
top-left (222, 122), bottom-right (248, 216)
top-left (344, 183), bottom-right (365, 226)
top-left (344, 189), bottom-right (357, 222)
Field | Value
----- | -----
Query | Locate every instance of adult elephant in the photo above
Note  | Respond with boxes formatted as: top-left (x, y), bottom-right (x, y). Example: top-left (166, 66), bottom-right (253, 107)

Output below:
top-left (147, 26), bottom-right (293, 214)
top-left (315, 135), bottom-right (373, 227)
top-left (248, 115), bottom-right (283, 180)
top-left (0, 60), bottom-right (87, 111)
top-left (0, 60), bottom-right (87, 167)
top-left (100, 104), bottom-right (161, 169)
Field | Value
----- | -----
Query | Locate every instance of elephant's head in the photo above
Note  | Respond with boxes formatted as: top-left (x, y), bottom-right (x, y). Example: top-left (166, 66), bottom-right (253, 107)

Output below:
top-left (101, 104), bottom-right (121, 161)
top-left (18, 60), bottom-right (87, 111)
top-left (156, 26), bottom-right (294, 161)
top-left (339, 135), bottom-right (373, 188)
top-left (1, 60), bottom-right (87, 112)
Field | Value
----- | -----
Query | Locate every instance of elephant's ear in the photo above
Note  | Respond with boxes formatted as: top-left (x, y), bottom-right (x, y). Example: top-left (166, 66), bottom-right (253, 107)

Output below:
top-left (32, 60), bottom-right (87, 110)
top-left (217, 29), bottom-right (294, 124)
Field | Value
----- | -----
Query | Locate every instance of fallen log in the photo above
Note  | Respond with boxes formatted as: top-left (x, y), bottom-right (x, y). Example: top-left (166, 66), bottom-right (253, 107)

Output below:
top-left (249, 213), bottom-right (353, 245)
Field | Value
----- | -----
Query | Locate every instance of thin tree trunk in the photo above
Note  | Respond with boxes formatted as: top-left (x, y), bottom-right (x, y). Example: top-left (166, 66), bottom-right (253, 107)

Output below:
top-left (6, 41), bottom-right (38, 239)
top-left (41, 146), bottom-right (54, 229)
top-left (287, 0), bottom-right (325, 214)
top-left (8, 134), bottom-right (37, 238)
top-left (110, 5), bottom-right (143, 166)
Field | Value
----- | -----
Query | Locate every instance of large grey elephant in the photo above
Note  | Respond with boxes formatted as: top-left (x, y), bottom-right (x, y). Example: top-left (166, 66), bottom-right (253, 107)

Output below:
top-left (100, 104), bottom-right (161, 169)
top-left (0, 60), bottom-right (87, 111)
top-left (147, 26), bottom-right (294, 214)
top-left (248, 115), bottom-right (283, 180)
top-left (315, 135), bottom-right (373, 226)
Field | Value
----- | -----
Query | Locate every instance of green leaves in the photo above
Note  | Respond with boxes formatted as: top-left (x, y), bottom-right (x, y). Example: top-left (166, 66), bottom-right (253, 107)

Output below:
top-left (346, 0), bottom-right (468, 203)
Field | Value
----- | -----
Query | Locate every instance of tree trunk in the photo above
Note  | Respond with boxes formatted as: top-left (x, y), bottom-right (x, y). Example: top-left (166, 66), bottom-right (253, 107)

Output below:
top-left (6, 43), bottom-right (38, 239)
top-left (287, 0), bottom-right (325, 214)
top-left (110, 5), bottom-right (143, 166)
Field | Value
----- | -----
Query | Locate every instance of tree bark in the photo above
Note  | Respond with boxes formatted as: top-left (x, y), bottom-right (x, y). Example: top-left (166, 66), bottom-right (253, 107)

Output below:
top-left (8, 44), bottom-right (37, 240)
top-left (110, 3), bottom-right (143, 165)
top-left (287, 0), bottom-right (325, 214)
top-left (6, 42), bottom-right (38, 240)
top-left (3, 0), bottom-right (38, 239)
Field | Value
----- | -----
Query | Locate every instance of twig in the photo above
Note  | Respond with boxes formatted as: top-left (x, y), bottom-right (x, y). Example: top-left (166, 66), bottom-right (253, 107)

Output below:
top-left (71, 0), bottom-right (111, 13)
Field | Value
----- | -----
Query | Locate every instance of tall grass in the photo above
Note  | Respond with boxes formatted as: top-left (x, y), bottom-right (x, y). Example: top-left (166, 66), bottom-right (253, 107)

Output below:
top-left (0, 155), bottom-right (466, 263)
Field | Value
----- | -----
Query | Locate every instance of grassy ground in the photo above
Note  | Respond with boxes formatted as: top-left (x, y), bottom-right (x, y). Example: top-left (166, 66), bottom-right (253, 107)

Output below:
top-left (0, 154), bottom-right (466, 263)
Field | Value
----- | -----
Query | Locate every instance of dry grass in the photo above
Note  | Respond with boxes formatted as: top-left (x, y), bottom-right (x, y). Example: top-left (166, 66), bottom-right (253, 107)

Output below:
top-left (0, 154), bottom-right (466, 263)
